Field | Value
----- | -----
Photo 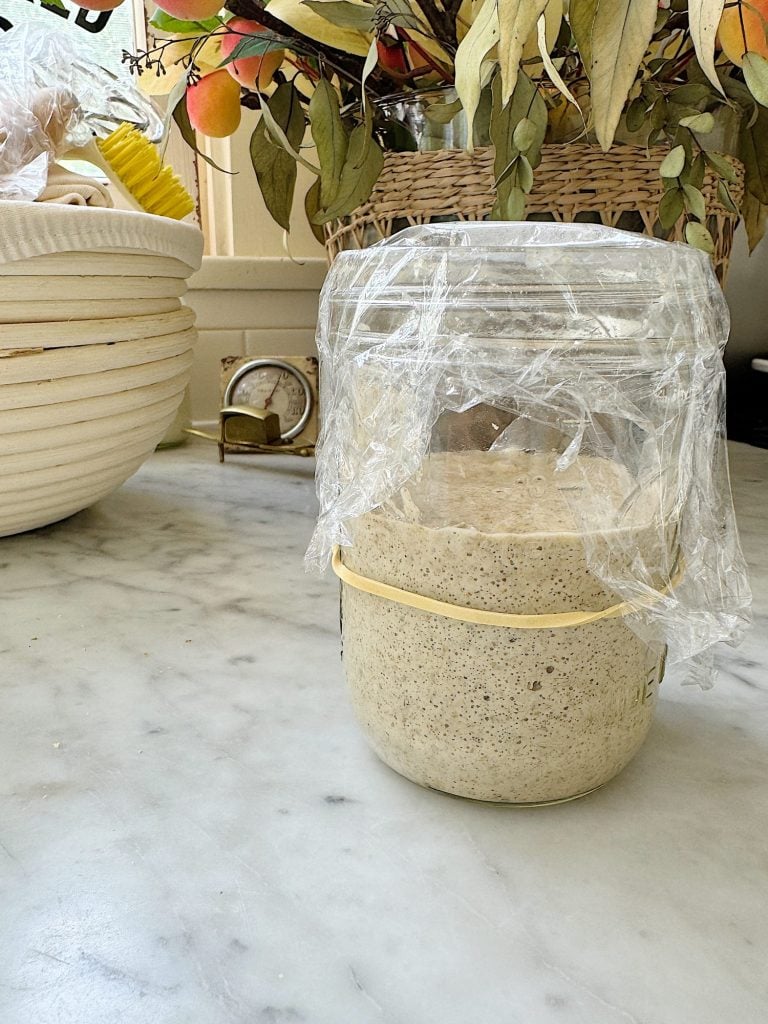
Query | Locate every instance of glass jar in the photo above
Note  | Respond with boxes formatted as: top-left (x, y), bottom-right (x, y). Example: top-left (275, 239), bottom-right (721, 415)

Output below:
top-left (308, 222), bottom-right (749, 804)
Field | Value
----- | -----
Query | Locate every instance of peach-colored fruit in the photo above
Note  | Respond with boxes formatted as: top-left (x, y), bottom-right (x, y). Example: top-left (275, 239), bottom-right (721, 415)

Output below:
top-left (155, 0), bottom-right (223, 22)
top-left (187, 70), bottom-right (242, 137)
top-left (75, 0), bottom-right (126, 10)
top-left (719, 0), bottom-right (768, 66)
top-left (220, 17), bottom-right (284, 88)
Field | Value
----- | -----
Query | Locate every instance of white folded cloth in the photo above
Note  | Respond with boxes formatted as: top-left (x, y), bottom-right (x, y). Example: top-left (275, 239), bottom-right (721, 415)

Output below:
top-left (36, 163), bottom-right (113, 207)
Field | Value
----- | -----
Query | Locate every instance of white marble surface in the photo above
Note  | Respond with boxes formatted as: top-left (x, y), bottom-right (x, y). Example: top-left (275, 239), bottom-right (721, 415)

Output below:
top-left (1, 440), bottom-right (767, 1024)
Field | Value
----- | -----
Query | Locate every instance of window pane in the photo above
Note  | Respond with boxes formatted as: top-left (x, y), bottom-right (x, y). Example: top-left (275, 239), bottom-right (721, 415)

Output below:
top-left (0, 0), bottom-right (138, 73)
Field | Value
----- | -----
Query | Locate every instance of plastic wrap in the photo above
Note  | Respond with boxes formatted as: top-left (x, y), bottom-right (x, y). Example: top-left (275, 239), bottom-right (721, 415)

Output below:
top-left (307, 222), bottom-right (751, 673)
top-left (0, 24), bottom-right (162, 201)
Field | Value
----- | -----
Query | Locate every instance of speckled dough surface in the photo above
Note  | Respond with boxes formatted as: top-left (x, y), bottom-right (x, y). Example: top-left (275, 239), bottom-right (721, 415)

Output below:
top-left (342, 452), bottom-right (667, 803)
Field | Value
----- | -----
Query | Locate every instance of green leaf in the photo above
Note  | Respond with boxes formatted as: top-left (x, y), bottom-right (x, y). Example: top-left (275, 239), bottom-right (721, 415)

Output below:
top-left (683, 183), bottom-right (706, 221)
top-left (309, 78), bottom-right (348, 209)
top-left (150, 9), bottom-right (222, 33)
top-left (302, 0), bottom-right (375, 30)
top-left (250, 82), bottom-right (306, 232)
top-left (305, 179), bottom-right (326, 245)
top-left (589, 0), bottom-right (657, 150)
top-left (685, 221), bottom-right (715, 253)
top-left (220, 35), bottom-right (288, 65)
top-left (315, 114), bottom-right (384, 222)
top-left (743, 52), bottom-right (768, 108)
top-left (658, 187), bottom-right (684, 229)
top-left (513, 116), bottom-right (537, 152)
top-left (739, 106), bottom-right (768, 204)
top-left (705, 150), bottom-right (737, 183)
top-left (497, 0), bottom-right (550, 105)
top-left (687, 0), bottom-right (726, 94)
top-left (568, 0), bottom-right (597, 77)
top-left (679, 112), bottom-right (715, 133)
top-left (41, 0), bottom-right (67, 10)
top-left (742, 190), bottom-right (768, 253)
top-left (659, 145), bottom-right (686, 179)
top-left (717, 179), bottom-right (739, 214)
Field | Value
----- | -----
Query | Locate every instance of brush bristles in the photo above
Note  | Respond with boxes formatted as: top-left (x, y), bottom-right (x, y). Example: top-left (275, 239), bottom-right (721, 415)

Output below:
top-left (97, 124), bottom-right (195, 220)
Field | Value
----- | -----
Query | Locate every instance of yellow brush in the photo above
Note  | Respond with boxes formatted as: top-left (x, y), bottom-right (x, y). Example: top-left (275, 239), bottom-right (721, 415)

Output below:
top-left (73, 122), bottom-right (195, 220)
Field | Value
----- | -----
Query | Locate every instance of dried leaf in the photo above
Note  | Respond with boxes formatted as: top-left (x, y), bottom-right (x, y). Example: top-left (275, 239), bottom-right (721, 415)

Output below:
top-left (498, 0), bottom-right (549, 105)
top-left (305, 178), bottom-right (326, 245)
top-left (679, 112), bottom-right (715, 133)
top-left (705, 150), bottom-right (737, 183)
top-left (568, 0), bottom-right (597, 76)
top-left (537, 12), bottom-right (579, 108)
top-left (492, 184), bottom-right (526, 220)
top-left (315, 115), bottom-right (384, 222)
top-left (739, 105), bottom-right (768, 203)
top-left (309, 78), bottom-right (348, 208)
top-left (659, 145), bottom-right (686, 179)
top-left (518, 153), bottom-right (534, 192)
top-left (490, 71), bottom-right (546, 217)
top-left (683, 183), bottom-right (706, 221)
top-left (268, 0), bottom-right (371, 55)
top-left (685, 221), bottom-right (715, 253)
top-left (250, 82), bottom-right (306, 232)
top-left (742, 190), bottom-right (768, 252)
top-left (454, 0), bottom-right (500, 149)
top-left (513, 116), bottom-right (537, 151)
top-left (658, 187), bottom-right (684, 229)
top-left (426, 98), bottom-right (464, 124)
top-left (590, 0), bottom-right (657, 150)
top-left (743, 52), bottom-right (768, 108)
top-left (302, 0), bottom-right (375, 31)
top-left (688, 0), bottom-right (726, 94)
top-left (717, 179), bottom-right (739, 214)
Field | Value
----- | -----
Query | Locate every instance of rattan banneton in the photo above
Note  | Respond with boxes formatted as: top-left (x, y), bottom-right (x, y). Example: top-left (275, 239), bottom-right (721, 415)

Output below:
top-left (324, 143), bottom-right (744, 281)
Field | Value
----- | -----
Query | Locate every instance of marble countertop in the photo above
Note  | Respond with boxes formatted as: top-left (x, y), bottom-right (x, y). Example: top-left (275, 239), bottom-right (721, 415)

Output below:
top-left (1, 440), bottom-right (766, 1024)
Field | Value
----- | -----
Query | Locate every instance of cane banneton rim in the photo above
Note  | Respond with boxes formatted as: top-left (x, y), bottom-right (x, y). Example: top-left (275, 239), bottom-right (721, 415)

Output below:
top-left (324, 144), bottom-right (744, 283)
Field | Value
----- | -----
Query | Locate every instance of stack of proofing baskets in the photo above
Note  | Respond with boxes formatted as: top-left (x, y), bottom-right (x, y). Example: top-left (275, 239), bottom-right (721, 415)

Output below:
top-left (0, 201), bottom-right (203, 537)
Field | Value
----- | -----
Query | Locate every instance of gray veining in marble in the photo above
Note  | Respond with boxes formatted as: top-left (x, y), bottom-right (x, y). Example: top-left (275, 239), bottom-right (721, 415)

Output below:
top-left (1, 440), bottom-right (767, 1024)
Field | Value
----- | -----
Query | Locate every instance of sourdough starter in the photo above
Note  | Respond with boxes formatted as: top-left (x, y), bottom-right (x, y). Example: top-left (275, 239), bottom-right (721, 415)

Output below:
top-left (341, 451), bottom-right (668, 803)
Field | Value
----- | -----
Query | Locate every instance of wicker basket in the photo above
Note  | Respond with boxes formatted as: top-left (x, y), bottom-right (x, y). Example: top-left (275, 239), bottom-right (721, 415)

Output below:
top-left (324, 143), bottom-right (744, 282)
top-left (0, 202), bottom-right (202, 538)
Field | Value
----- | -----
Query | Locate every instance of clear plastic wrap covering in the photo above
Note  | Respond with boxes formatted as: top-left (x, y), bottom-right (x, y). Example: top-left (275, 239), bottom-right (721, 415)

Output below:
top-left (0, 24), bottom-right (162, 201)
top-left (307, 222), bottom-right (751, 670)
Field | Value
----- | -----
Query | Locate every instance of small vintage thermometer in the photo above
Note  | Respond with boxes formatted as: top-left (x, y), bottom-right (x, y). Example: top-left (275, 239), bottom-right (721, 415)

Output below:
top-left (218, 356), bottom-right (318, 459)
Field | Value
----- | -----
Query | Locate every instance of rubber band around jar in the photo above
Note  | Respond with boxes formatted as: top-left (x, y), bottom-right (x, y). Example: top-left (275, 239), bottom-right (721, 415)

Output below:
top-left (332, 546), bottom-right (682, 630)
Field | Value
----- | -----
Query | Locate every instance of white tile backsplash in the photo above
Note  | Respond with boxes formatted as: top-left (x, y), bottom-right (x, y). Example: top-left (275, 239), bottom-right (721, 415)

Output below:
top-left (185, 257), bottom-right (322, 423)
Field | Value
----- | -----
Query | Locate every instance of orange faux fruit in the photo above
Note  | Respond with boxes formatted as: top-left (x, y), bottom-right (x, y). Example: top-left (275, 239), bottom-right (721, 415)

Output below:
top-left (719, 0), bottom-right (768, 66)
top-left (75, 0), bottom-right (126, 10)
top-left (220, 17), bottom-right (284, 89)
top-left (187, 70), bottom-right (242, 137)
top-left (154, 0), bottom-right (223, 21)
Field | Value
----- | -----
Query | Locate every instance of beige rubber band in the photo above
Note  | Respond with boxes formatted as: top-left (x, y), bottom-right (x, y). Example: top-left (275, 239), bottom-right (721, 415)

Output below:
top-left (332, 545), bottom-right (682, 630)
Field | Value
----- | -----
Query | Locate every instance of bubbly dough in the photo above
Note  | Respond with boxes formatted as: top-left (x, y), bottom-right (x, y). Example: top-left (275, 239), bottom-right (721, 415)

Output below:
top-left (342, 451), bottom-right (668, 803)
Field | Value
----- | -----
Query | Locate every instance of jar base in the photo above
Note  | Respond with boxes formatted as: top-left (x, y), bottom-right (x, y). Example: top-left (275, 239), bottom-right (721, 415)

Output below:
top-left (374, 750), bottom-right (611, 806)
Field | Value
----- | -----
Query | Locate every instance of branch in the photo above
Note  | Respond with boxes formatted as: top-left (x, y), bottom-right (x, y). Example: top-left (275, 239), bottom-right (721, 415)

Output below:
top-left (412, 0), bottom-right (457, 51)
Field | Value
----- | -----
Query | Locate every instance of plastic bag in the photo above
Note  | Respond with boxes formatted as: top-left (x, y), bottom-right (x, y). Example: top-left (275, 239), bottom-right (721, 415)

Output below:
top-left (307, 222), bottom-right (751, 673)
top-left (0, 23), bottom-right (162, 200)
